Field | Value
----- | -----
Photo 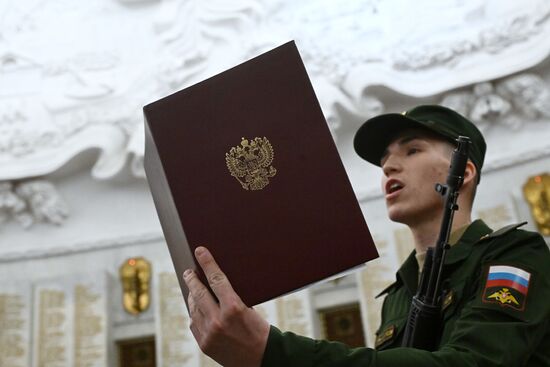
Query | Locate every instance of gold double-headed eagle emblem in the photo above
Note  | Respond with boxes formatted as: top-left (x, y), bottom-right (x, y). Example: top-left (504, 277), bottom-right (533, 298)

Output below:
top-left (487, 288), bottom-right (519, 306)
top-left (225, 137), bottom-right (277, 190)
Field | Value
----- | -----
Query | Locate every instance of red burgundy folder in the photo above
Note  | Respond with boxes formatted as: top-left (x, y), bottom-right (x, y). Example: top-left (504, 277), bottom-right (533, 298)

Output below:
top-left (144, 41), bottom-right (378, 307)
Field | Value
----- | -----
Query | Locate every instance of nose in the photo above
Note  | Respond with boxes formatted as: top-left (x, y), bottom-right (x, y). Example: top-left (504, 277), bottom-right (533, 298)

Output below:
top-left (382, 154), bottom-right (401, 177)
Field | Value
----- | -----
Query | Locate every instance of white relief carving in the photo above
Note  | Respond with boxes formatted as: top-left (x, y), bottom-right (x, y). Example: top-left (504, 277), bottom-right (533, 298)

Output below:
top-left (153, 0), bottom-right (264, 94)
top-left (0, 51), bottom-right (36, 72)
top-left (440, 72), bottom-right (550, 132)
top-left (3, 0), bottom-right (550, 183)
top-left (269, 1), bottom-right (550, 77)
top-left (312, 77), bottom-right (384, 140)
top-left (0, 180), bottom-right (68, 228)
top-left (0, 0), bottom-right (267, 181)
top-left (469, 82), bottom-right (513, 132)
top-left (496, 73), bottom-right (550, 120)
top-left (393, 11), bottom-right (547, 71)
top-left (127, 122), bottom-right (146, 179)
top-left (118, 0), bottom-right (159, 3)
top-left (15, 180), bottom-right (69, 227)
top-left (268, 1), bottom-right (382, 84)
top-left (0, 98), bottom-right (55, 158)
top-left (358, 95), bottom-right (385, 119)
top-left (0, 182), bottom-right (31, 227)
top-left (440, 91), bottom-right (475, 118)
top-left (0, 96), bottom-right (131, 181)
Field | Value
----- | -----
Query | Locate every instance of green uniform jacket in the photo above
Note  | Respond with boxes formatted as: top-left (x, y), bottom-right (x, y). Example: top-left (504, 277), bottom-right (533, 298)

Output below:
top-left (261, 220), bottom-right (550, 366)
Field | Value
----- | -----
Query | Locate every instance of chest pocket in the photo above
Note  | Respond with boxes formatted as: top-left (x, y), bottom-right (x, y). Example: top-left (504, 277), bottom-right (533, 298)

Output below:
top-left (374, 283), bottom-right (412, 350)
top-left (439, 281), bottom-right (470, 346)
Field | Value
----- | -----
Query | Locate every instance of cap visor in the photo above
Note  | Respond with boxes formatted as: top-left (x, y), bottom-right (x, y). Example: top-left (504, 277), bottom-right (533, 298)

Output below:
top-left (354, 113), bottom-right (429, 166)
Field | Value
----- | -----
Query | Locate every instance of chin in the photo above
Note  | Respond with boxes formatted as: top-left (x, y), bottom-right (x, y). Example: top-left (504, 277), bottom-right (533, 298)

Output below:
top-left (386, 207), bottom-right (409, 225)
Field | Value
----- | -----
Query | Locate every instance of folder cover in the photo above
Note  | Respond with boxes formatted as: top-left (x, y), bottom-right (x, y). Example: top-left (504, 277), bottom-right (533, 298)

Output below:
top-left (144, 41), bottom-right (378, 307)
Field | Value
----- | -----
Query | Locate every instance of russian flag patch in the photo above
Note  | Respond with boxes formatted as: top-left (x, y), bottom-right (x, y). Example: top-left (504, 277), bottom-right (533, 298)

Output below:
top-left (482, 265), bottom-right (531, 311)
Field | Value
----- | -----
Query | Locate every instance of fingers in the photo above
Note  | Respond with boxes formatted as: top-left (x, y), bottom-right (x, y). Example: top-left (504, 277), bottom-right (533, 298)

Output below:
top-left (194, 246), bottom-right (241, 304)
top-left (188, 293), bottom-right (204, 317)
top-left (187, 295), bottom-right (203, 339)
top-left (183, 268), bottom-right (217, 316)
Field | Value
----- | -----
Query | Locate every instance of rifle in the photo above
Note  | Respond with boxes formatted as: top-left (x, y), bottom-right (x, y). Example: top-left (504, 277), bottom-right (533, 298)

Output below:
top-left (401, 136), bottom-right (471, 350)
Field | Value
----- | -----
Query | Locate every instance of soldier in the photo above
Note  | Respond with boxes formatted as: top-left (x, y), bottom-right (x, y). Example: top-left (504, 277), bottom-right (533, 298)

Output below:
top-left (183, 105), bottom-right (550, 367)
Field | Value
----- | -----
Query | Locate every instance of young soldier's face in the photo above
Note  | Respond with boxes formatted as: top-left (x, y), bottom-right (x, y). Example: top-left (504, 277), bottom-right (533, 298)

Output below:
top-left (380, 129), bottom-right (454, 227)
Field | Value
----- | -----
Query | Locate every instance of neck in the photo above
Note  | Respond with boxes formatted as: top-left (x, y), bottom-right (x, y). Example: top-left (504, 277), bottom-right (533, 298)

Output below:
top-left (409, 207), bottom-right (472, 254)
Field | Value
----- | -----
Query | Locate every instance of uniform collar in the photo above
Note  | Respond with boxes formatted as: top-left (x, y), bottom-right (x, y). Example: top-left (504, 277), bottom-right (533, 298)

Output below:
top-left (397, 250), bottom-right (420, 296)
top-left (378, 219), bottom-right (493, 298)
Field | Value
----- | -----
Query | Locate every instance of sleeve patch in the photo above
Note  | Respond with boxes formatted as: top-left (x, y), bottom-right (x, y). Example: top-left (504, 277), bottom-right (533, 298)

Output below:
top-left (482, 265), bottom-right (531, 311)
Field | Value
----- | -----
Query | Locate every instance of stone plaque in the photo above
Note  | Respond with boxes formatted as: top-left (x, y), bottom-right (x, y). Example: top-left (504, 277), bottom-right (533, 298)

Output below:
top-left (74, 282), bottom-right (107, 367)
top-left (154, 271), bottom-right (315, 367)
top-left (357, 234), bottom-right (397, 347)
top-left (274, 289), bottom-right (315, 338)
top-left (35, 286), bottom-right (69, 367)
top-left (33, 275), bottom-right (108, 367)
top-left (155, 272), bottom-right (196, 367)
top-left (0, 281), bottom-right (32, 367)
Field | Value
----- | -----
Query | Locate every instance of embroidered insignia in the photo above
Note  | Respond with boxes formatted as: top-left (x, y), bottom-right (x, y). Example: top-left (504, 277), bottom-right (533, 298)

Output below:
top-left (442, 290), bottom-right (454, 311)
top-left (225, 137), bottom-right (277, 190)
top-left (375, 325), bottom-right (395, 348)
top-left (487, 288), bottom-right (519, 306)
top-left (482, 265), bottom-right (531, 311)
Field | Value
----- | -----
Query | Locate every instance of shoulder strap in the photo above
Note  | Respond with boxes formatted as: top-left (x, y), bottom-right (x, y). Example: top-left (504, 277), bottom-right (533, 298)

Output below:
top-left (478, 221), bottom-right (528, 242)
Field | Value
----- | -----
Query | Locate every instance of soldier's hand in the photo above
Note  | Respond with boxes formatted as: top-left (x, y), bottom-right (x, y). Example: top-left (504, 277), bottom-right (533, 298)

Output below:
top-left (183, 246), bottom-right (270, 367)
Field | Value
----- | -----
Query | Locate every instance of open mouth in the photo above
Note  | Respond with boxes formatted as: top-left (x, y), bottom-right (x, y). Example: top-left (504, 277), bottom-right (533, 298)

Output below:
top-left (388, 182), bottom-right (403, 193)
top-left (385, 179), bottom-right (404, 196)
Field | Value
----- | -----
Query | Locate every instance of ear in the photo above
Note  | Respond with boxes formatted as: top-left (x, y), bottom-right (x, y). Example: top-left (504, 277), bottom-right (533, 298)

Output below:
top-left (462, 160), bottom-right (477, 188)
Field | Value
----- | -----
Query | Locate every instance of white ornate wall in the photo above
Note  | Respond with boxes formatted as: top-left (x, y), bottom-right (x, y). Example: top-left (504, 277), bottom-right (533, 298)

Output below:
top-left (1, 0), bottom-right (550, 364)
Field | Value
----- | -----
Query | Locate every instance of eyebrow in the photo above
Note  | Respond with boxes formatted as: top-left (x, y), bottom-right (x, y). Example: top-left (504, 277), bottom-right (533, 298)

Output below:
top-left (380, 135), bottom-right (422, 164)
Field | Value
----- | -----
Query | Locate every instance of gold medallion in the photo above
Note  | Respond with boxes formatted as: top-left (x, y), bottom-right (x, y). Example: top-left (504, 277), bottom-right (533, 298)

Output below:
top-left (522, 174), bottom-right (550, 235)
top-left (225, 137), bottom-right (277, 190)
top-left (119, 257), bottom-right (151, 315)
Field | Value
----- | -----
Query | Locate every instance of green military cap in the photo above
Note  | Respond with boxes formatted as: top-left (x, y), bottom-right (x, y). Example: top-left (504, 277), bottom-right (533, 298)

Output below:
top-left (354, 105), bottom-right (486, 182)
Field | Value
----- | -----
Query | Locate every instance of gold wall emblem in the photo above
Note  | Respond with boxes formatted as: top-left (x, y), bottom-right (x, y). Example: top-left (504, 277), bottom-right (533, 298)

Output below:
top-left (225, 137), bottom-right (277, 190)
top-left (119, 257), bottom-right (151, 315)
top-left (522, 174), bottom-right (550, 235)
